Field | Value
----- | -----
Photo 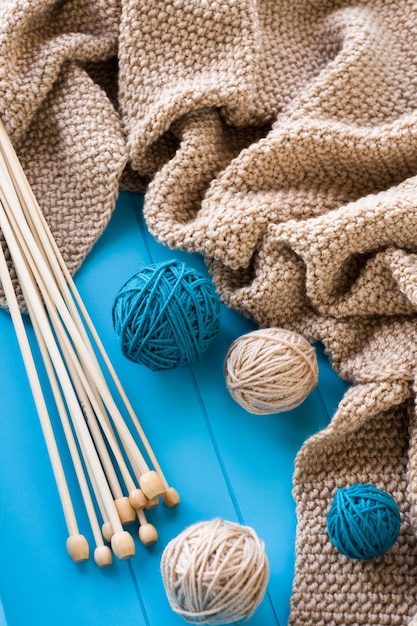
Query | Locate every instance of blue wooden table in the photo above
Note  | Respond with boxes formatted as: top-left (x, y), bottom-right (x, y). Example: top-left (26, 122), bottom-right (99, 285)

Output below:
top-left (0, 192), bottom-right (348, 626)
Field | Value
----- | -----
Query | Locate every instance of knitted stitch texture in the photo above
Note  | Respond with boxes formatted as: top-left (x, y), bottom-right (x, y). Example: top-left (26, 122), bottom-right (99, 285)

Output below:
top-left (0, 0), bottom-right (129, 302)
top-left (2, 1), bottom-right (417, 624)
top-left (125, 3), bottom-right (417, 624)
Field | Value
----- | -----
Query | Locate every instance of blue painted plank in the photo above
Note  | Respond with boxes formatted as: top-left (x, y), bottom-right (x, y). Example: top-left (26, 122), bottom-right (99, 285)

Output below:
top-left (0, 601), bottom-right (6, 626)
top-left (0, 309), bottom-right (146, 626)
top-left (127, 193), bottom-right (344, 626)
top-left (0, 190), bottom-right (348, 626)
top-left (189, 335), bottom-right (329, 625)
top-left (129, 193), bottom-right (350, 625)
top-left (79, 193), bottom-right (275, 625)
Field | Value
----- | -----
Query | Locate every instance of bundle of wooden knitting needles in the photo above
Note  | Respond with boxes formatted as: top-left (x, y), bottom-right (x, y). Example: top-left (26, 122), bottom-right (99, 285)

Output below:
top-left (0, 119), bottom-right (179, 567)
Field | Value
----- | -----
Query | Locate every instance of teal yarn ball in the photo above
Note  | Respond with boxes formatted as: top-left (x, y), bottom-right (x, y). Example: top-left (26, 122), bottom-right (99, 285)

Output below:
top-left (112, 260), bottom-right (220, 371)
top-left (326, 484), bottom-right (401, 560)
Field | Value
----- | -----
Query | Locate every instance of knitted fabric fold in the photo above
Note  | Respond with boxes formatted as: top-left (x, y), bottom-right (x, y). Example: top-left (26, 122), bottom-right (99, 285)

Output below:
top-left (132, 2), bottom-right (417, 623)
top-left (2, 0), bottom-right (417, 623)
top-left (0, 0), bottom-right (128, 302)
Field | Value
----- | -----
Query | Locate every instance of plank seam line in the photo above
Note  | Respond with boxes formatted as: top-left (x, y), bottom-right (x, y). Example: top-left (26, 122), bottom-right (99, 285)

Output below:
top-left (127, 560), bottom-right (152, 626)
top-left (132, 191), bottom-right (281, 626)
top-left (189, 368), bottom-right (281, 626)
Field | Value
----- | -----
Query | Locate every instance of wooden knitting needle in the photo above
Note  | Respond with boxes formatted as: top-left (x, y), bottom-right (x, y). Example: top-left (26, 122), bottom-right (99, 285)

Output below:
top-left (0, 159), bottom-right (154, 530)
top-left (0, 219), bottom-right (89, 563)
top-left (136, 508), bottom-right (158, 546)
top-left (0, 193), bottom-right (135, 561)
top-left (33, 274), bottom-right (144, 519)
top-left (29, 310), bottom-right (113, 567)
top-left (0, 152), bottom-right (164, 504)
top-left (0, 202), bottom-right (158, 556)
top-left (37, 295), bottom-right (142, 509)
top-left (21, 266), bottom-right (135, 560)
top-left (47, 311), bottom-right (138, 525)
top-left (0, 122), bottom-right (179, 506)
top-left (2, 199), bottom-right (135, 540)
top-left (0, 121), bottom-right (175, 561)
top-left (55, 332), bottom-right (136, 526)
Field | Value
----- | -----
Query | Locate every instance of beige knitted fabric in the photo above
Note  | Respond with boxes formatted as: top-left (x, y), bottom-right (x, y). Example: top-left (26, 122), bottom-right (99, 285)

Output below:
top-left (0, 0), bottom-right (129, 302)
top-left (2, 0), bottom-right (417, 624)
top-left (123, 2), bottom-right (417, 624)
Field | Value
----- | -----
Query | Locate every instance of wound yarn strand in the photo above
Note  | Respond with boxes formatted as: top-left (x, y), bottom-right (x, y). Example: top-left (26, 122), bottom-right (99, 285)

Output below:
top-left (224, 327), bottom-right (318, 414)
top-left (161, 518), bottom-right (269, 625)
top-left (327, 484), bottom-right (401, 560)
top-left (113, 260), bottom-right (220, 371)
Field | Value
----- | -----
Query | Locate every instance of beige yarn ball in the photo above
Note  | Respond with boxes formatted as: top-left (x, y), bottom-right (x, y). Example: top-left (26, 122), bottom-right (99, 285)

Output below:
top-left (160, 518), bottom-right (269, 625)
top-left (224, 327), bottom-right (318, 414)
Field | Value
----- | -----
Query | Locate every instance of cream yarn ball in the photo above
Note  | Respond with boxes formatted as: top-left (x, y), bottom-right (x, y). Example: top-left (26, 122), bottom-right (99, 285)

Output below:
top-left (224, 327), bottom-right (318, 414)
top-left (160, 518), bottom-right (269, 625)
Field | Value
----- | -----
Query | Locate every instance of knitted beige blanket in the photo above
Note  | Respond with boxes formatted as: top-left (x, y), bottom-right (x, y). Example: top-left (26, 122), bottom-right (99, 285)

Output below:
top-left (2, 1), bottom-right (417, 623)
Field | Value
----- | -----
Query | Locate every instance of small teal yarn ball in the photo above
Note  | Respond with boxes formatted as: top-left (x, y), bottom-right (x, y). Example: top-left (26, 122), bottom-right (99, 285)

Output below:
top-left (326, 484), bottom-right (401, 560)
top-left (112, 260), bottom-right (220, 371)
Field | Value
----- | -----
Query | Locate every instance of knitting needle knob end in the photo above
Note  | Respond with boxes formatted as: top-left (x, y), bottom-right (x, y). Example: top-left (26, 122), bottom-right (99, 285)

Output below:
top-left (111, 530), bottom-right (135, 560)
top-left (139, 470), bottom-right (165, 500)
top-left (66, 534), bottom-right (89, 563)
top-left (114, 496), bottom-right (136, 525)
top-left (162, 487), bottom-right (180, 508)
top-left (94, 545), bottom-right (113, 568)
top-left (138, 523), bottom-right (158, 546)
